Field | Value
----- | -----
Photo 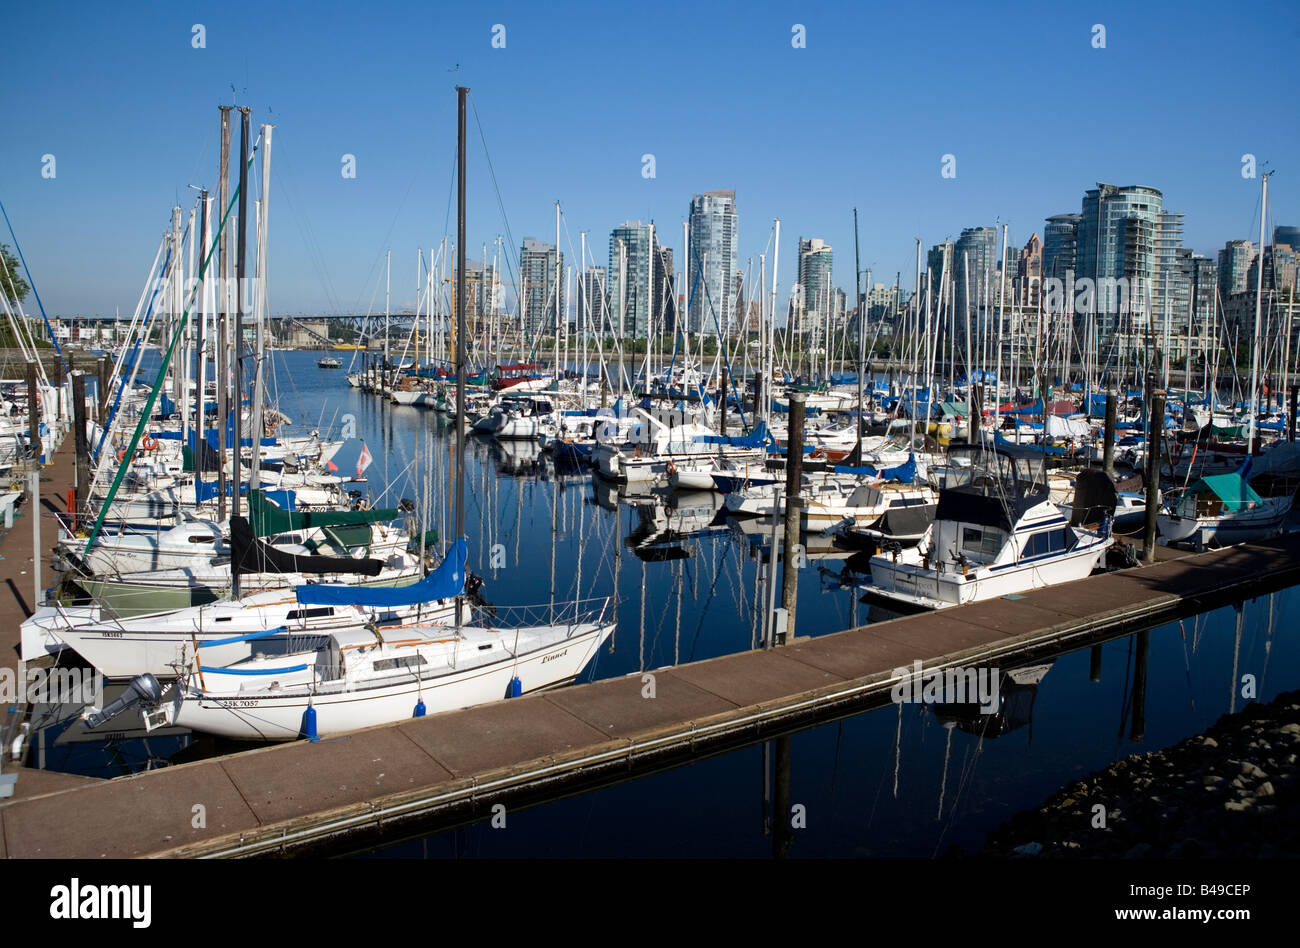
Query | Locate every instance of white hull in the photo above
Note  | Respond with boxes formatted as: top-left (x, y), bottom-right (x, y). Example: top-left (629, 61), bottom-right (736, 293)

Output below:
top-left (173, 622), bottom-right (613, 740)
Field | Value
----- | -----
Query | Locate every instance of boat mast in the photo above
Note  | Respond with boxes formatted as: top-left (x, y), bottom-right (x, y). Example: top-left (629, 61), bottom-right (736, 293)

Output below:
top-left (853, 209), bottom-right (863, 450)
top-left (231, 106), bottom-right (250, 555)
top-left (455, 85), bottom-right (468, 634)
top-left (249, 122), bottom-right (273, 494)
top-left (1248, 172), bottom-right (1269, 451)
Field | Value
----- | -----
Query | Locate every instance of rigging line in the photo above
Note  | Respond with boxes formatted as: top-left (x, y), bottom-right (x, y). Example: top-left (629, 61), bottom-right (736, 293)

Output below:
top-left (0, 198), bottom-right (67, 368)
top-left (468, 96), bottom-right (524, 312)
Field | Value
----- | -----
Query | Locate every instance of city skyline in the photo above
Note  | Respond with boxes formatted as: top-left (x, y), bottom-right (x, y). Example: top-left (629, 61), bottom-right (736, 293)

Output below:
top-left (3, 1), bottom-right (1297, 321)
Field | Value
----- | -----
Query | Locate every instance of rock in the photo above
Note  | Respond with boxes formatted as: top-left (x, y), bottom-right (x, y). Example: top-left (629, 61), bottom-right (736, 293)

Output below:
top-left (1224, 800), bottom-right (1253, 812)
top-left (1201, 736), bottom-right (1219, 749)
top-left (1257, 781), bottom-right (1275, 797)
top-left (1203, 775), bottom-right (1224, 787)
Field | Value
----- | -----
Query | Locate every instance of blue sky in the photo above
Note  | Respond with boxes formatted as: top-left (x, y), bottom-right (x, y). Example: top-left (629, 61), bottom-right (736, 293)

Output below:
top-left (2, 0), bottom-right (1297, 317)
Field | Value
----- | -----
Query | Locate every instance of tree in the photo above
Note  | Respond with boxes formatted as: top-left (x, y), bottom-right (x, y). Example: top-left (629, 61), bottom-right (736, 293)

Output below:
top-left (0, 244), bottom-right (30, 305)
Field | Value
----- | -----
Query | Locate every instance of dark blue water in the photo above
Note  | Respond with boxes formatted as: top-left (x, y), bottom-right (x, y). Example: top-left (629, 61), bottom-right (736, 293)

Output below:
top-left (24, 351), bottom-right (1300, 858)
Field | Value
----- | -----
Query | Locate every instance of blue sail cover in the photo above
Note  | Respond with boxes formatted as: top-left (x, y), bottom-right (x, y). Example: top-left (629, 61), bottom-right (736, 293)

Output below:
top-left (193, 478), bottom-right (296, 509)
top-left (700, 421), bottom-right (774, 448)
top-left (295, 538), bottom-right (467, 607)
top-left (832, 454), bottom-right (918, 483)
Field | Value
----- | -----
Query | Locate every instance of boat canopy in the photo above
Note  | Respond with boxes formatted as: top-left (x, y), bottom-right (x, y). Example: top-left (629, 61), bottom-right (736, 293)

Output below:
top-left (296, 538), bottom-right (467, 606)
top-left (1191, 473), bottom-right (1262, 512)
top-left (247, 488), bottom-right (400, 538)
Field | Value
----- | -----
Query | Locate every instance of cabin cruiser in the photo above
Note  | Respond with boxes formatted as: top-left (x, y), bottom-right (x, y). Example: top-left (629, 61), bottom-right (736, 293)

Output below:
top-left (862, 444), bottom-right (1113, 610)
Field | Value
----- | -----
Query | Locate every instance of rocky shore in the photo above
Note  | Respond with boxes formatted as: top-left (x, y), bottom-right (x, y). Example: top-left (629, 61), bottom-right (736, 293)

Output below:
top-left (979, 689), bottom-right (1300, 858)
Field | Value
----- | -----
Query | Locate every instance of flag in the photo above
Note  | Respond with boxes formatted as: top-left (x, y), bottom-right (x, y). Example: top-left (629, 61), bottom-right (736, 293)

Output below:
top-left (356, 441), bottom-right (373, 479)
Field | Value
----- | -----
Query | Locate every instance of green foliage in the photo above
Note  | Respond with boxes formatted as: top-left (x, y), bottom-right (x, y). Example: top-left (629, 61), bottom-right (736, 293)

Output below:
top-left (0, 244), bottom-right (30, 304)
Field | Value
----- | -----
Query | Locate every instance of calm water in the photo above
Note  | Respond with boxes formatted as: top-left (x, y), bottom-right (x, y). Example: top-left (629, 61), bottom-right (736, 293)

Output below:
top-left (23, 351), bottom-right (1300, 858)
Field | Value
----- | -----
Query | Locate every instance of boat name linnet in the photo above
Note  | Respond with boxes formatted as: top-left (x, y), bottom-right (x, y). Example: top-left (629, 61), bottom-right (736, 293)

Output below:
top-left (890, 660), bottom-right (999, 714)
top-left (540, 648), bottom-right (569, 665)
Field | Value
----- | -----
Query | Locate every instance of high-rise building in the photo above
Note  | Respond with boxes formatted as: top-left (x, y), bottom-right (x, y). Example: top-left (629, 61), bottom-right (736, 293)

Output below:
top-left (1190, 253), bottom-right (1218, 338)
top-left (519, 238), bottom-right (564, 335)
top-left (1076, 183), bottom-right (1164, 336)
top-left (687, 190), bottom-right (738, 334)
top-left (866, 283), bottom-right (898, 321)
top-left (607, 222), bottom-right (656, 338)
top-left (1248, 243), bottom-right (1298, 294)
top-left (581, 266), bottom-right (608, 333)
top-left (653, 244), bottom-right (676, 334)
top-left (794, 238), bottom-right (833, 336)
top-left (955, 226), bottom-right (997, 317)
top-left (1218, 240), bottom-right (1256, 300)
top-left (1043, 213), bottom-right (1082, 283)
top-left (1016, 234), bottom-right (1043, 310)
top-left (1274, 226), bottom-right (1300, 251)
top-left (1156, 212), bottom-right (1192, 333)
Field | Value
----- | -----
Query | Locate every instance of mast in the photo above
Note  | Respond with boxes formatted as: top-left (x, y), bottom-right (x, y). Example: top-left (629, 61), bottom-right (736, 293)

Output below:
top-left (1248, 171), bottom-right (1268, 451)
top-left (384, 250), bottom-right (391, 389)
top-left (853, 209), bottom-right (863, 448)
top-left (554, 201), bottom-right (561, 386)
top-left (455, 84), bottom-right (468, 551)
top-left (249, 123), bottom-right (273, 494)
top-left (195, 189), bottom-right (209, 471)
top-left (232, 106), bottom-right (250, 547)
top-left (216, 105), bottom-right (231, 522)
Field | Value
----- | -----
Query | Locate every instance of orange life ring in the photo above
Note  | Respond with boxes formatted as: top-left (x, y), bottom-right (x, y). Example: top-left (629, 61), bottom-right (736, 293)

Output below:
top-left (666, 459), bottom-right (677, 476)
top-left (117, 448), bottom-right (128, 462)
top-left (143, 436), bottom-right (158, 451)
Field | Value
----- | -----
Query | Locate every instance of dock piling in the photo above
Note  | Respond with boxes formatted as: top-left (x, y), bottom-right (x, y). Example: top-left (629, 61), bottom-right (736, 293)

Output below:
top-left (780, 392), bottom-right (806, 643)
top-left (1143, 385), bottom-right (1165, 563)
top-left (1103, 390), bottom-right (1116, 478)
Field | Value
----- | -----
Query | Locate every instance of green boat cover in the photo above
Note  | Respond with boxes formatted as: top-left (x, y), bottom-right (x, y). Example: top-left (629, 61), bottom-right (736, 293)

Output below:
top-left (247, 488), bottom-right (401, 537)
top-left (1191, 473), bottom-right (1262, 511)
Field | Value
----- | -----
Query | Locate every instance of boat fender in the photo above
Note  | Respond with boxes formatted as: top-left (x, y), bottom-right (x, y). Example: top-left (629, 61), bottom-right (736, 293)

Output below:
top-left (301, 703), bottom-right (319, 742)
top-left (413, 698), bottom-right (427, 717)
top-left (507, 676), bottom-right (522, 698)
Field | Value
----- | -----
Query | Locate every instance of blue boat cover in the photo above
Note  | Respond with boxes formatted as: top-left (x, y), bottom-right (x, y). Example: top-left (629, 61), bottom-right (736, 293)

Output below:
top-left (295, 538), bottom-right (467, 606)
top-left (832, 454), bottom-right (918, 483)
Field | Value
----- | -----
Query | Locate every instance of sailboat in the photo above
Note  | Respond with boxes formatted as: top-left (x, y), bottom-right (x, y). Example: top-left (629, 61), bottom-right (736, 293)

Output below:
top-left (154, 538), bottom-right (614, 739)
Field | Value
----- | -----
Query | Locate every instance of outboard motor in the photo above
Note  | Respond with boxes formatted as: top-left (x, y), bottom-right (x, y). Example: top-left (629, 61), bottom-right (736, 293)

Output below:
top-left (83, 674), bottom-right (163, 730)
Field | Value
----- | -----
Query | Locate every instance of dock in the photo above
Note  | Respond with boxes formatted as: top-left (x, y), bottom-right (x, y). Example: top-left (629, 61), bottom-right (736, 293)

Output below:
top-left (3, 522), bottom-right (1299, 858)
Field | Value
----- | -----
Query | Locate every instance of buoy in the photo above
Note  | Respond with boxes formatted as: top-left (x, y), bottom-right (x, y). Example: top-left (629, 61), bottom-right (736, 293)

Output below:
top-left (301, 703), bottom-right (319, 742)
top-left (507, 676), bottom-right (522, 698)
top-left (413, 698), bottom-right (426, 717)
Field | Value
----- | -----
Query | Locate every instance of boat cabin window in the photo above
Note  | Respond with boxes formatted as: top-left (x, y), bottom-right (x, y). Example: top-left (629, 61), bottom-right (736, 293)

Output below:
top-left (286, 607), bottom-right (335, 621)
top-left (1023, 528), bottom-right (1074, 558)
top-left (188, 535), bottom-right (214, 543)
top-left (961, 527), bottom-right (1002, 558)
top-left (373, 655), bottom-right (427, 672)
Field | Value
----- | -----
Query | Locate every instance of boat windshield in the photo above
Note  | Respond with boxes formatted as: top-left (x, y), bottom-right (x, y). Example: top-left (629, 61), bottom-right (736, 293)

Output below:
top-left (943, 444), bottom-right (1049, 499)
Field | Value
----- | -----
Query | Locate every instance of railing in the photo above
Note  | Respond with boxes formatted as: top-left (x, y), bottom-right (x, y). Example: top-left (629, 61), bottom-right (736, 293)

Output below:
top-left (469, 595), bottom-right (614, 632)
